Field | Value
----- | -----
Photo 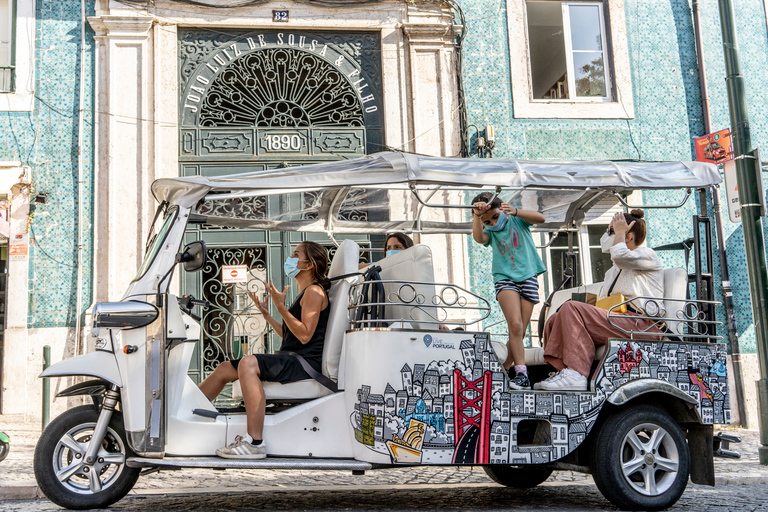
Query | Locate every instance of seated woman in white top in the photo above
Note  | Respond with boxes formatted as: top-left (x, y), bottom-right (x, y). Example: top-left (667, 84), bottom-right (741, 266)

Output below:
top-left (537, 209), bottom-right (664, 391)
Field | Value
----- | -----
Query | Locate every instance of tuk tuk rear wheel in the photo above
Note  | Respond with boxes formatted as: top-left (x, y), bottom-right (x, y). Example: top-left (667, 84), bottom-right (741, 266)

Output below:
top-left (0, 440), bottom-right (8, 462)
top-left (483, 465), bottom-right (553, 488)
top-left (591, 405), bottom-right (690, 511)
top-left (34, 405), bottom-right (140, 510)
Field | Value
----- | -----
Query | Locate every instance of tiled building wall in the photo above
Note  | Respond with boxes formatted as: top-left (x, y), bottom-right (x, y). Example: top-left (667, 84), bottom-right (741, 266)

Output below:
top-left (458, 0), bottom-right (768, 353)
top-left (0, 0), bottom-right (94, 328)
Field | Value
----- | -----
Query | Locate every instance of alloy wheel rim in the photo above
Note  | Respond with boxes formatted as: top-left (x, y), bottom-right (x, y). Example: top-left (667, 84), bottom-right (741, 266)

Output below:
top-left (51, 422), bottom-right (127, 494)
top-left (619, 422), bottom-right (679, 496)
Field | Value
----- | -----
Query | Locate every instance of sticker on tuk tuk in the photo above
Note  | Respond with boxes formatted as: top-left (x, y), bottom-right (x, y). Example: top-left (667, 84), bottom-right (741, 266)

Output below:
top-left (695, 128), bottom-right (733, 164)
top-left (222, 265), bottom-right (248, 283)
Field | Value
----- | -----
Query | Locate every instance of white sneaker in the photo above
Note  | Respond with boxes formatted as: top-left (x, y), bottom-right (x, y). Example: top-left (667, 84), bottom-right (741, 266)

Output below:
top-left (533, 368), bottom-right (588, 391)
top-left (216, 435), bottom-right (267, 459)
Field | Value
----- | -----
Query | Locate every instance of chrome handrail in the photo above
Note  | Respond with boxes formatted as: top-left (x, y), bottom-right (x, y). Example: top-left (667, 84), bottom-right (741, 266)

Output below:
top-left (347, 279), bottom-right (491, 328)
top-left (605, 296), bottom-right (723, 341)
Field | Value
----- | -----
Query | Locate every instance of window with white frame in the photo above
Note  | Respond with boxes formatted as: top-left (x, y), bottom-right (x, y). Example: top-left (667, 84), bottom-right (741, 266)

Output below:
top-left (527, 1), bottom-right (610, 101)
top-left (506, 0), bottom-right (633, 119)
top-left (544, 223), bottom-right (613, 291)
top-left (0, 0), bottom-right (13, 93)
top-left (0, 0), bottom-right (32, 111)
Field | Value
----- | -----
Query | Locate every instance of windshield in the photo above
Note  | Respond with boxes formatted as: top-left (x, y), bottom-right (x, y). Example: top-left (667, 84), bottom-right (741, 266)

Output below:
top-left (133, 205), bottom-right (179, 282)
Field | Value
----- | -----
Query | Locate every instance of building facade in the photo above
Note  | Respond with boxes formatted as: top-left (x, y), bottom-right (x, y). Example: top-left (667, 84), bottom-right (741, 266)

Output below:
top-left (457, 0), bottom-right (768, 426)
top-left (0, 0), bottom-right (766, 426)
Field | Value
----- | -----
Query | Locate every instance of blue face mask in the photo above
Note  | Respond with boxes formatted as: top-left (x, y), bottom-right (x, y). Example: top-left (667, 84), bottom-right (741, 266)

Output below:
top-left (484, 212), bottom-right (508, 232)
top-left (283, 257), bottom-right (308, 278)
top-left (385, 249), bottom-right (402, 258)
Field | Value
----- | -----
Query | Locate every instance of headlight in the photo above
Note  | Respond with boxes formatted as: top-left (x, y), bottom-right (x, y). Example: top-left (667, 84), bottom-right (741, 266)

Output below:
top-left (95, 336), bottom-right (111, 352)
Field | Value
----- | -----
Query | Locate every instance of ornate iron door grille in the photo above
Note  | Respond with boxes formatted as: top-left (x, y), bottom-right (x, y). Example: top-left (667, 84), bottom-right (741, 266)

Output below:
top-left (178, 29), bottom-right (383, 400)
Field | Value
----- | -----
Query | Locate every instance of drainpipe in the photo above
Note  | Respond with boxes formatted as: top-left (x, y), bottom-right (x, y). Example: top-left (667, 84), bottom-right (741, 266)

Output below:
top-left (692, 0), bottom-right (746, 427)
top-left (717, 0), bottom-right (768, 464)
top-left (75, 0), bottom-right (86, 355)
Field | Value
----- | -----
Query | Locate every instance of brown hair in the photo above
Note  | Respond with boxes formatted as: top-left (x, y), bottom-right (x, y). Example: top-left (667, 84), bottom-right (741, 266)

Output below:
top-left (385, 233), bottom-right (414, 251)
top-left (471, 191), bottom-right (502, 210)
top-left (300, 241), bottom-right (330, 290)
top-left (624, 209), bottom-right (647, 245)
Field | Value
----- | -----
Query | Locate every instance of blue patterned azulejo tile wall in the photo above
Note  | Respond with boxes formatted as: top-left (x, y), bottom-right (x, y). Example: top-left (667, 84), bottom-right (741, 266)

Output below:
top-left (458, 0), bottom-right (768, 353)
top-left (0, 1), bottom-right (95, 328)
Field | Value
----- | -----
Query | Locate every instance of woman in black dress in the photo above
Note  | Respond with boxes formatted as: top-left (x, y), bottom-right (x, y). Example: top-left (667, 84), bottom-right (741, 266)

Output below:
top-left (199, 241), bottom-right (330, 459)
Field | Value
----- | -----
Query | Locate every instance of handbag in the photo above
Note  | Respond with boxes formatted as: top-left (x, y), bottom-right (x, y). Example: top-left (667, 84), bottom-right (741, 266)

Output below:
top-left (595, 270), bottom-right (628, 313)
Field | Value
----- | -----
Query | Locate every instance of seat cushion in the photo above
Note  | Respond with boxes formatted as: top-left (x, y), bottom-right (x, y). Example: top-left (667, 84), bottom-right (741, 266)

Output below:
top-left (263, 379), bottom-right (333, 400)
top-left (522, 345), bottom-right (606, 366)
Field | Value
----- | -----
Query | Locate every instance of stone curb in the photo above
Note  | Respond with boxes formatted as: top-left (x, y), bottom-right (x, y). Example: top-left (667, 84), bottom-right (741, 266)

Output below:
top-left (4, 476), bottom-right (768, 502)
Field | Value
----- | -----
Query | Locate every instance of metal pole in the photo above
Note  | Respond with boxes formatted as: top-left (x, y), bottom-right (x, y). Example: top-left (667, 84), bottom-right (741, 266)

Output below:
top-left (42, 345), bottom-right (50, 429)
top-left (717, 0), bottom-right (768, 464)
top-left (692, 0), bottom-right (746, 426)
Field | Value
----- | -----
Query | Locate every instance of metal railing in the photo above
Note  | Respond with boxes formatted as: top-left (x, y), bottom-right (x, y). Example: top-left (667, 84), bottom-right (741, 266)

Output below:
top-left (347, 279), bottom-right (491, 329)
top-left (606, 296), bottom-right (723, 341)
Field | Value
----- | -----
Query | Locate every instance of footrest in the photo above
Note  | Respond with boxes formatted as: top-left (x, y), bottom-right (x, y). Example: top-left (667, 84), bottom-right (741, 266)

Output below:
top-left (713, 431), bottom-right (742, 459)
top-left (126, 456), bottom-right (374, 471)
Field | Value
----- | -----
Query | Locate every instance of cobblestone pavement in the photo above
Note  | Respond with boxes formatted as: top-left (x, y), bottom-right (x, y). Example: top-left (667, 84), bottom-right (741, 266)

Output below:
top-left (0, 412), bottom-right (763, 505)
top-left (4, 482), bottom-right (768, 512)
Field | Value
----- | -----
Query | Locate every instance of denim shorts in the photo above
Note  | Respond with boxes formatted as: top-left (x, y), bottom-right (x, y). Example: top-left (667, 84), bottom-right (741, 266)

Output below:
top-left (494, 276), bottom-right (540, 304)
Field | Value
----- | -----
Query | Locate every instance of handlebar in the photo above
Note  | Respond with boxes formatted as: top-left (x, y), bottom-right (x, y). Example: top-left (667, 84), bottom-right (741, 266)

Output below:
top-left (177, 295), bottom-right (209, 321)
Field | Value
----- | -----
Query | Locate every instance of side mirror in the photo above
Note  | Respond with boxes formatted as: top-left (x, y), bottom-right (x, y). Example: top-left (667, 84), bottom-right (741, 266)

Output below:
top-left (176, 240), bottom-right (207, 272)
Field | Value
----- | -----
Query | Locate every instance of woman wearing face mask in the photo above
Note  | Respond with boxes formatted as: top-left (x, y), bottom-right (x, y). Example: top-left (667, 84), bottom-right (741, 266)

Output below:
top-left (537, 209), bottom-right (663, 391)
top-left (199, 241), bottom-right (330, 459)
top-left (358, 233), bottom-right (414, 270)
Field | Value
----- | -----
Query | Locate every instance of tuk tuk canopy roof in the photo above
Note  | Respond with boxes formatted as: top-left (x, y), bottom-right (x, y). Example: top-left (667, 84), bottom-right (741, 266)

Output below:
top-left (152, 152), bottom-right (721, 234)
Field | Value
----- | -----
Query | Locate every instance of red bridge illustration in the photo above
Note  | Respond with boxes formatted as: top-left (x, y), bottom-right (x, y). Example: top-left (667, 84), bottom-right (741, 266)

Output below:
top-left (452, 369), bottom-right (492, 464)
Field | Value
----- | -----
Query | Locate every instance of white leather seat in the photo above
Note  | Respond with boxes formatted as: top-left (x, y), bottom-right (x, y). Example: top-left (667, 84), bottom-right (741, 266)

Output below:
top-left (511, 268), bottom-right (688, 367)
top-left (374, 245), bottom-right (437, 329)
top-left (661, 267), bottom-right (688, 336)
top-left (262, 239), bottom-right (360, 400)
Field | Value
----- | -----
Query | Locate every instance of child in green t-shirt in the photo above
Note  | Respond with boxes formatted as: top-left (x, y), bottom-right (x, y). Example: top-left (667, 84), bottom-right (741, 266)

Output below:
top-left (471, 192), bottom-right (547, 390)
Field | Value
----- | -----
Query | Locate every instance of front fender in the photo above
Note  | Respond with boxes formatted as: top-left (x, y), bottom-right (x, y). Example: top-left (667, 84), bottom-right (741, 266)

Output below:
top-left (39, 351), bottom-right (122, 387)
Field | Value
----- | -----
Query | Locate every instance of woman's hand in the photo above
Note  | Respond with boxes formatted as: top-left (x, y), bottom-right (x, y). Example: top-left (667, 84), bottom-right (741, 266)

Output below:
top-left (266, 279), bottom-right (290, 309)
top-left (248, 290), bottom-right (270, 314)
top-left (611, 212), bottom-right (635, 238)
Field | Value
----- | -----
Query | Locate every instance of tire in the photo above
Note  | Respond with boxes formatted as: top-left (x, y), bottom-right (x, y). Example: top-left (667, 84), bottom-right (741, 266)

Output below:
top-left (591, 405), bottom-right (690, 511)
top-left (0, 441), bottom-right (8, 462)
top-left (33, 405), bottom-right (140, 510)
top-left (483, 465), bottom-right (554, 488)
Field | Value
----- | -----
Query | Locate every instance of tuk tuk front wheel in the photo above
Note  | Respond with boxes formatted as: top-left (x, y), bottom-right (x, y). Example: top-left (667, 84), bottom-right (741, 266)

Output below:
top-left (34, 405), bottom-right (140, 510)
top-left (483, 465), bottom-right (553, 488)
top-left (591, 405), bottom-right (690, 511)
top-left (0, 440), bottom-right (8, 462)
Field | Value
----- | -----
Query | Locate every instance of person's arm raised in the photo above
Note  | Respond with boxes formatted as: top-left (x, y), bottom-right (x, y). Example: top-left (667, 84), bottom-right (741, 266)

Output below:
top-left (472, 202), bottom-right (490, 245)
top-left (248, 290), bottom-right (284, 338)
top-left (501, 204), bottom-right (545, 224)
top-left (269, 281), bottom-right (326, 344)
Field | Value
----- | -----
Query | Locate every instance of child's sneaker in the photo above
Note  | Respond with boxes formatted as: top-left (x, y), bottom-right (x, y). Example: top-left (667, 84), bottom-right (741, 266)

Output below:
top-left (533, 368), bottom-right (587, 391)
top-left (216, 436), bottom-right (267, 459)
top-left (508, 372), bottom-right (531, 390)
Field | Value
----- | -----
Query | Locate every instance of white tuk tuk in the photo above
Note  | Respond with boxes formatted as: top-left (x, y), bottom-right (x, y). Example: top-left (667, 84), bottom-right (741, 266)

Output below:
top-left (34, 152), bottom-right (735, 510)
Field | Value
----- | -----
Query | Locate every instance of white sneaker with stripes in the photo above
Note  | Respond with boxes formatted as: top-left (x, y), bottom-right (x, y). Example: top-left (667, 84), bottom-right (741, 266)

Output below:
top-left (216, 435), bottom-right (267, 459)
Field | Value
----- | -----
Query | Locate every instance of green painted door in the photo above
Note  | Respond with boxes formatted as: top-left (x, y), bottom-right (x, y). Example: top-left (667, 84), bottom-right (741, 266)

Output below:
top-left (178, 29), bottom-right (384, 398)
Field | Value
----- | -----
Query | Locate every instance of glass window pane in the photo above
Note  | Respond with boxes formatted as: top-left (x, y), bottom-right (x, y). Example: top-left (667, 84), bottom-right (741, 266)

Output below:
top-left (550, 248), bottom-right (581, 286)
top-left (568, 4), bottom-right (603, 52)
top-left (0, 0), bottom-right (10, 69)
top-left (527, 1), bottom-right (569, 99)
top-left (573, 52), bottom-right (606, 97)
top-left (587, 224), bottom-right (609, 245)
top-left (590, 248), bottom-right (613, 283)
